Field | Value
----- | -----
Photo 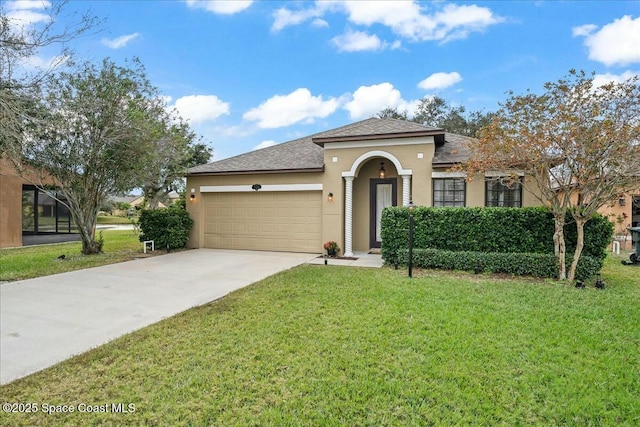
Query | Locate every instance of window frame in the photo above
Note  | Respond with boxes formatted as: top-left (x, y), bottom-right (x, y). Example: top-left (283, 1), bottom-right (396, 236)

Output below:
top-left (484, 177), bottom-right (523, 208)
top-left (432, 177), bottom-right (466, 207)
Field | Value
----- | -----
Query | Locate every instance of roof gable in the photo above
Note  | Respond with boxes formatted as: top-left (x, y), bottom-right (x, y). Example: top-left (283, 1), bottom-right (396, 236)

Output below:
top-left (186, 117), bottom-right (473, 175)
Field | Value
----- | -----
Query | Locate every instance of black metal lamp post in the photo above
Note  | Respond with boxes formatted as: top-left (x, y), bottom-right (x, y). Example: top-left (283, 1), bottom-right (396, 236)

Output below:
top-left (407, 201), bottom-right (416, 278)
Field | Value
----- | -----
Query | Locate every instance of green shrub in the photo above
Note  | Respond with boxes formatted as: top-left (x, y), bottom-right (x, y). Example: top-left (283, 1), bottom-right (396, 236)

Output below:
top-left (564, 215), bottom-right (614, 263)
top-left (138, 205), bottom-right (193, 251)
top-left (397, 248), bottom-right (602, 280)
top-left (382, 207), bottom-right (612, 279)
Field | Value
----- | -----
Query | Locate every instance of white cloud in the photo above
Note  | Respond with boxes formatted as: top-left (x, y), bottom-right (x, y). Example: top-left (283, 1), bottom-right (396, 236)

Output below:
top-left (243, 88), bottom-right (340, 128)
top-left (343, 82), bottom-right (419, 120)
top-left (571, 24), bottom-right (597, 37)
top-left (185, 0), bottom-right (252, 15)
top-left (20, 54), bottom-right (69, 71)
top-left (592, 71), bottom-right (639, 88)
top-left (253, 140), bottom-right (278, 151)
top-left (418, 72), bottom-right (463, 90)
top-left (272, 1), bottom-right (502, 43)
top-left (4, 1), bottom-right (51, 33)
top-left (171, 95), bottom-right (230, 124)
top-left (332, 30), bottom-right (382, 52)
top-left (331, 30), bottom-right (402, 52)
top-left (5, 0), bottom-right (49, 10)
top-left (102, 33), bottom-right (140, 49)
top-left (312, 18), bottom-right (329, 28)
top-left (574, 15), bottom-right (640, 66)
top-left (271, 2), bottom-right (336, 32)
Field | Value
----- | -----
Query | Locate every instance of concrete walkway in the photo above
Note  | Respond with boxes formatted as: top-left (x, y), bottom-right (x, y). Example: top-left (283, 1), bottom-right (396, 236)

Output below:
top-left (305, 251), bottom-right (385, 268)
top-left (1, 249), bottom-right (383, 384)
top-left (0, 249), bottom-right (313, 384)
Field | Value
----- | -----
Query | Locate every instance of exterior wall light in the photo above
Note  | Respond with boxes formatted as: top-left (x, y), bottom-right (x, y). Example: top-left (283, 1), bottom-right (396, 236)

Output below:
top-left (619, 196), bottom-right (626, 206)
top-left (379, 161), bottom-right (386, 179)
top-left (190, 188), bottom-right (195, 201)
top-left (328, 192), bottom-right (333, 202)
top-left (252, 184), bottom-right (262, 191)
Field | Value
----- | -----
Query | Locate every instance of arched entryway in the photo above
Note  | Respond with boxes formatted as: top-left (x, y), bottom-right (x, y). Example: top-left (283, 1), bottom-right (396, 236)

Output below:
top-left (342, 151), bottom-right (412, 256)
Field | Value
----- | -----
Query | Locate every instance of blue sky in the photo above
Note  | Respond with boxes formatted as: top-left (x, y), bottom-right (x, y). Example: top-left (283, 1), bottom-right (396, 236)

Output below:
top-left (5, 0), bottom-right (640, 161)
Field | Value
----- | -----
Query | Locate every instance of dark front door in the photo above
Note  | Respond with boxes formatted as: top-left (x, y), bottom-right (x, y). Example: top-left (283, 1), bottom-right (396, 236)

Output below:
top-left (370, 178), bottom-right (397, 248)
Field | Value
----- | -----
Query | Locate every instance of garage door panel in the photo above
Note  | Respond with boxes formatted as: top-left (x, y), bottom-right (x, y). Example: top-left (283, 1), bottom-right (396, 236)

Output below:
top-left (203, 191), bottom-right (321, 253)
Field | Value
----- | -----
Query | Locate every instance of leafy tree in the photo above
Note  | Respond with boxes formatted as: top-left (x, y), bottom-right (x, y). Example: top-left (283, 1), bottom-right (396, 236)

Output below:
top-left (139, 118), bottom-right (212, 209)
top-left (376, 106), bottom-right (409, 121)
top-left (458, 70), bottom-right (640, 280)
top-left (13, 58), bottom-right (174, 254)
top-left (377, 96), bottom-right (494, 137)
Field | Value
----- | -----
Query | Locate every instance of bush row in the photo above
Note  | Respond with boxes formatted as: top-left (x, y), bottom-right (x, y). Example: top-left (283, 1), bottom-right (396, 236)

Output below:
top-left (396, 248), bottom-right (602, 281)
top-left (381, 206), bottom-right (613, 264)
top-left (139, 205), bottom-right (193, 251)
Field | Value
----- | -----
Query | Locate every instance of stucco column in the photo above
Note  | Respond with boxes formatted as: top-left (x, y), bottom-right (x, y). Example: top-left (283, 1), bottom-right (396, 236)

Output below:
top-left (401, 174), bottom-right (411, 207)
top-left (344, 176), bottom-right (354, 257)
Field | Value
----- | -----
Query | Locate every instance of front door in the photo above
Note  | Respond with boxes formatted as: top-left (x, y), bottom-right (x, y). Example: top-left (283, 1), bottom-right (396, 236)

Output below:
top-left (370, 178), bottom-right (397, 248)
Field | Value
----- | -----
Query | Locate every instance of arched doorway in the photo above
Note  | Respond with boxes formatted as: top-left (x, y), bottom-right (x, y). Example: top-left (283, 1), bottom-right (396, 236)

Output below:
top-left (342, 151), bottom-right (412, 256)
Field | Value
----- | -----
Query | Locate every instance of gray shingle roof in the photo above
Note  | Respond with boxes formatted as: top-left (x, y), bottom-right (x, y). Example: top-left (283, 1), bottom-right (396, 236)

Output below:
top-left (432, 133), bottom-right (475, 166)
top-left (187, 134), bottom-right (324, 174)
top-left (186, 117), bottom-right (473, 175)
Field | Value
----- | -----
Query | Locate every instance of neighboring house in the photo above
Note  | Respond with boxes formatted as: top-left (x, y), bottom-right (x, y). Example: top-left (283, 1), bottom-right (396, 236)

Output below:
top-left (185, 117), bottom-right (542, 256)
top-left (107, 191), bottom-right (180, 215)
top-left (107, 195), bottom-right (146, 216)
top-left (598, 186), bottom-right (640, 249)
top-left (0, 156), bottom-right (77, 249)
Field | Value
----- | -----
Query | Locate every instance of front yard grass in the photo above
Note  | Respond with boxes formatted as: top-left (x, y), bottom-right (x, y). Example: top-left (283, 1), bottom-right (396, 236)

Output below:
top-left (0, 230), bottom-right (144, 281)
top-left (96, 215), bottom-right (137, 225)
top-left (1, 255), bottom-right (638, 425)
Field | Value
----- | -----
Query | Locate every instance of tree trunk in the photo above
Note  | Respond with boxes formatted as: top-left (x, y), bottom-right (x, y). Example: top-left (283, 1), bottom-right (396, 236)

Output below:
top-left (568, 217), bottom-right (587, 282)
top-left (68, 200), bottom-right (102, 255)
top-left (553, 213), bottom-right (567, 280)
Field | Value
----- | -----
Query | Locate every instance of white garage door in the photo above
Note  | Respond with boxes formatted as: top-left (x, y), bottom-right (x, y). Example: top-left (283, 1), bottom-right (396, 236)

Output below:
top-left (203, 191), bottom-right (322, 253)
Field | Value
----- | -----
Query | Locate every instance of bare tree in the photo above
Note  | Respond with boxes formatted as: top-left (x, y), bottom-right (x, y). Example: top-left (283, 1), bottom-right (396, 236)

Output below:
top-left (1, 0), bottom-right (101, 156)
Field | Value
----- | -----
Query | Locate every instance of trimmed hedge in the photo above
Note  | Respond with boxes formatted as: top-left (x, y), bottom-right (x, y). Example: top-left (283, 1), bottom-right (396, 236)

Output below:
top-left (397, 248), bottom-right (602, 281)
top-left (382, 206), bottom-right (612, 279)
top-left (139, 205), bottom-right (194, 251)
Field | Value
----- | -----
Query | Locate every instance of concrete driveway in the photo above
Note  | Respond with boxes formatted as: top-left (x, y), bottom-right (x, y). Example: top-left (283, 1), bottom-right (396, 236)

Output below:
top-left (0, 249), bottom-right (314, 384)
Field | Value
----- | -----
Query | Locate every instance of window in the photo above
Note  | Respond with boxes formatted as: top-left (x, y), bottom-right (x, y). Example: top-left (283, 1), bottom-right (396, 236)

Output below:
top-left (433, 178), bottom-right (465, 207)
top-left (485, 179), bottom-right (522, 207)
top-left (21, 185), bottom-right (77, 234)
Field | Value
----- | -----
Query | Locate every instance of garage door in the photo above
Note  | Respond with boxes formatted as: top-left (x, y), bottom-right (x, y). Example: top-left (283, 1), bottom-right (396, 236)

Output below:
top-left (203, 191), bottom-right (322, 252)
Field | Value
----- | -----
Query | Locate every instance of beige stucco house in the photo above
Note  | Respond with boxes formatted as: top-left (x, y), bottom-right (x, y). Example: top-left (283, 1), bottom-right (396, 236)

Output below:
top-left (185, 117), bottom-right (544, 256)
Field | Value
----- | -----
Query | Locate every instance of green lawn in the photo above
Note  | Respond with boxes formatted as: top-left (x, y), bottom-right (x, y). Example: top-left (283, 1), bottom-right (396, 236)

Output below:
top-left (1, 255), bottom-right (638, 425)
top-left (0, 230), bottom-right (145, 281)
top-left (96, 215), bottom-right (137, 225)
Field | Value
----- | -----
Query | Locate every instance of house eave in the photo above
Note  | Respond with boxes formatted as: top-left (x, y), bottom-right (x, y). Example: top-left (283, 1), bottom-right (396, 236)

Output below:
top-left (432, 162), bottom-right (460, 169)
top-left (185, 167), bottom-right (325, 177)
top-left (313, 129), bottom-right (444, 146)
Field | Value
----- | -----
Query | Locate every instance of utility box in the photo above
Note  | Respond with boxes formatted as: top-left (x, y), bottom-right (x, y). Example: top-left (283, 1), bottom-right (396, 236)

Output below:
top-left (628, 226), bottom-right (640, 264)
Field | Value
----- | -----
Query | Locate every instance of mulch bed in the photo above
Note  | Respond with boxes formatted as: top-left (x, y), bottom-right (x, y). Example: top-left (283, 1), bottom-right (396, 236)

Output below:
top-left (316, 255), bottom-right (359, 261)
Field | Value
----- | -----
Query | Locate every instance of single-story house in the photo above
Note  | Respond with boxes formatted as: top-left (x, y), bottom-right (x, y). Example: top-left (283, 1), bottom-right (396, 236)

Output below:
top-left (0, 156), bottom-right (77, 248)
top-left (185, 117), bottom-right (546, 256)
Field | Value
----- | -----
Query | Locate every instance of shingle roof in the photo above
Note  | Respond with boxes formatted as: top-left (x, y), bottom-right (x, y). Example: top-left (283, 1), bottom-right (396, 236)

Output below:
top-left (187, 134), bottom-right (324, 174)
top-left (432, 133), bottom-right (475, 166)
top-left (313, 117), bottom-right (442, 142)
top-left (186, 117), bottom-right (473, 175)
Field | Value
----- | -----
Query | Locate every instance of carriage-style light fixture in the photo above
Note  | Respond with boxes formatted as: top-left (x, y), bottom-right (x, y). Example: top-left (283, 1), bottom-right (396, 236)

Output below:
top-left (190, 188), bottom-right (196, 201)
top-left (328, 192), bottom-right (334, 202)
top-left (378, 161), bottom-right (386, 179)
